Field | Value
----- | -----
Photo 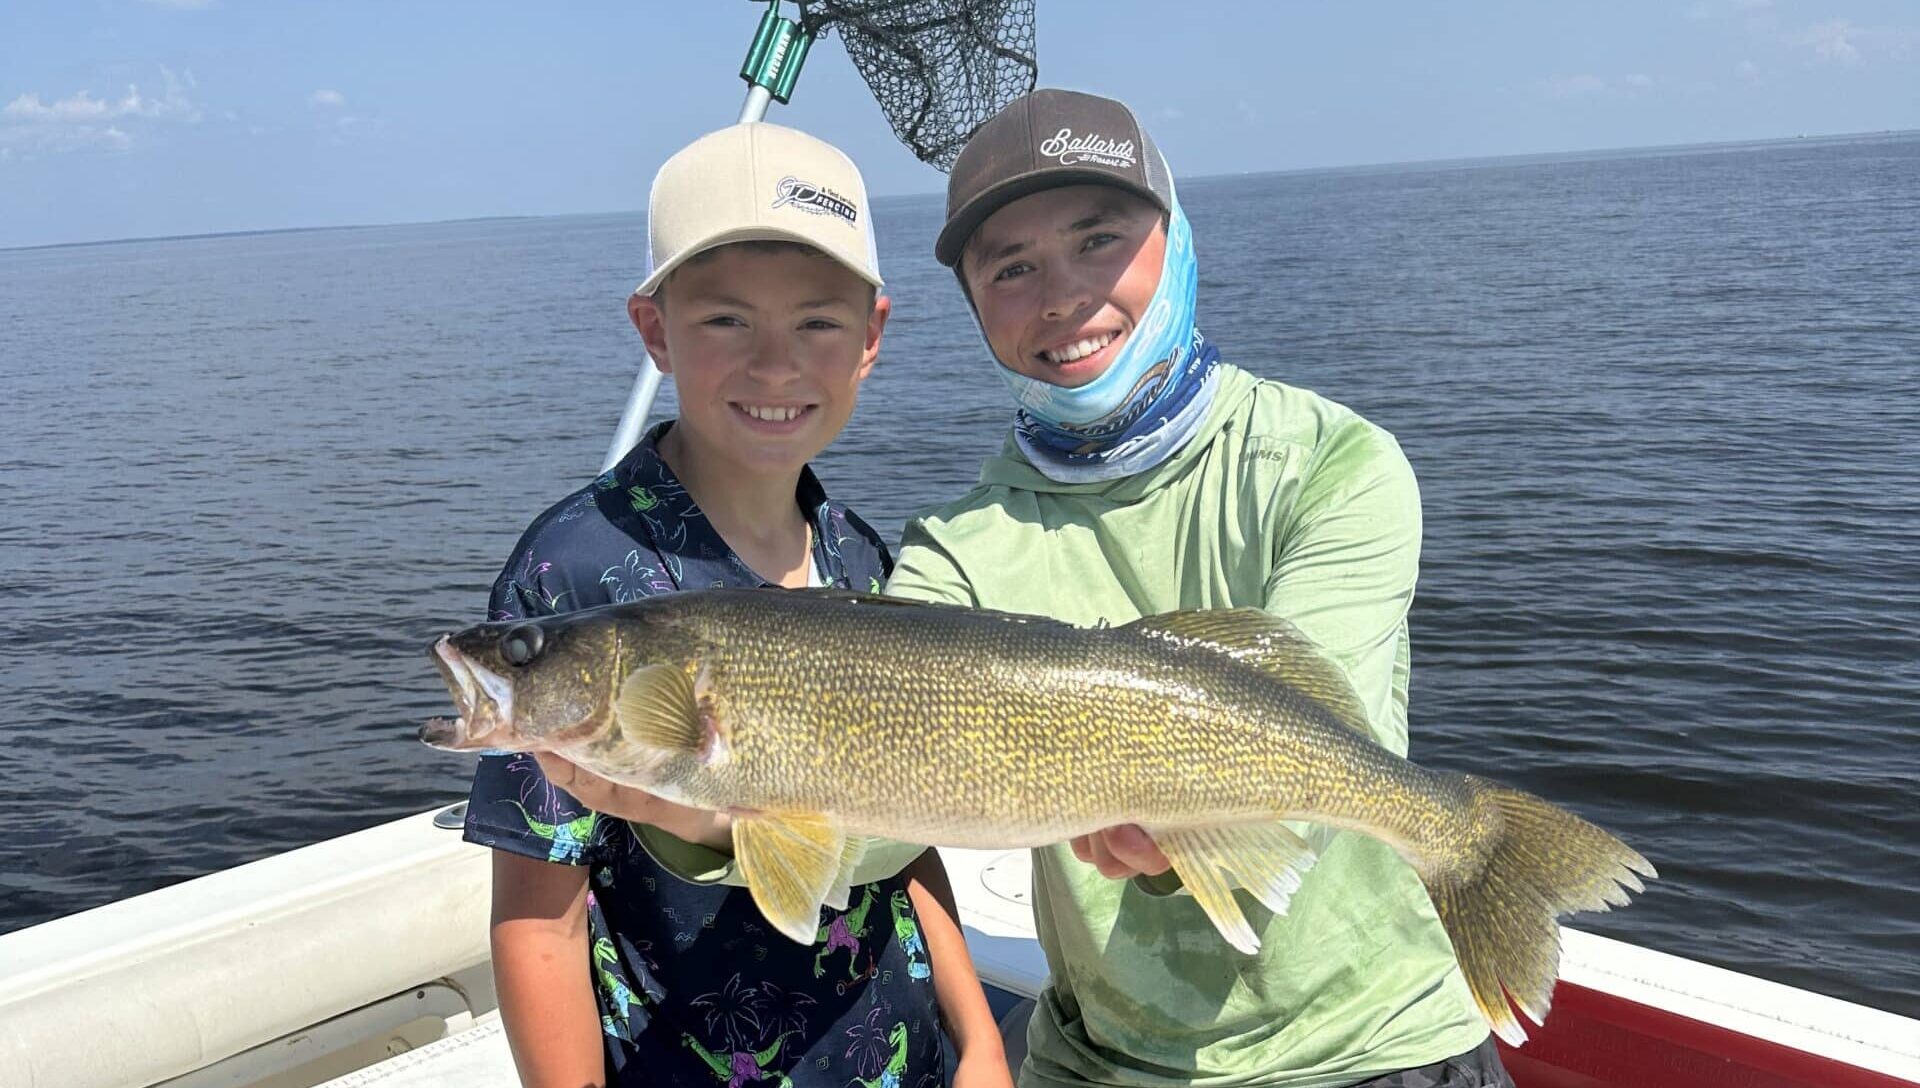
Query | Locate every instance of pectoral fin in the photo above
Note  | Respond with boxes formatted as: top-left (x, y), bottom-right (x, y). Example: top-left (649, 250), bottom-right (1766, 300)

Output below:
top-left (733, 811), bottom-right (846, 944)
top-left (613, 663), bottom-right (702, 751)
top-left (1148, 823), bottom-right (1319, 955)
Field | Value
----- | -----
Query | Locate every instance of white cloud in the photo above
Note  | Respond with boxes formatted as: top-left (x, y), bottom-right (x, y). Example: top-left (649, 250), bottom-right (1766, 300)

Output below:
top-left (4, 68), bottom-right (200, 124)
top-left (0, 67), bottom-right (200, 157)
top-left (1624, 73), bottom-right (1656, 90)
top-left (309, 89), bottom-right (346, 108)
top-left (135, 0), bottom-right (216, 8)
top-left (0, 123), bottom-right (132, 156)
top-left (1794, 19), bottom-right (1863, 64)
top-left (1737, 59), bottom-right (1762, 81)
top-left (1779, 19), bottom-right (1920, 65)
top-left (1545, 74), bottom-right (1609, 98)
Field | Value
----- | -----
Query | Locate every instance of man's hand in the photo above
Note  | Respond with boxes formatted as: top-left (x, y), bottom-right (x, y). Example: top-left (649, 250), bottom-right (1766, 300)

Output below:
top-left (1068, 824), bottom-right (1171, 879)
top-left (532, 753), bottom-right (731, 850)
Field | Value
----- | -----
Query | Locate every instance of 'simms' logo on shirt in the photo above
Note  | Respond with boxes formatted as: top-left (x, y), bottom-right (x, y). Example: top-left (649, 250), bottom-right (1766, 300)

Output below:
top-left (772, 176), bottom-right (859, 226)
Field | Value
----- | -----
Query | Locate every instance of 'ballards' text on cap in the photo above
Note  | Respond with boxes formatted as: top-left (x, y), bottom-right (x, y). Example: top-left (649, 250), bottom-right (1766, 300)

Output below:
top-left (771, 177), bottom-right (859, 225)
top-left (1039, 128), bottom-right (1137, 169)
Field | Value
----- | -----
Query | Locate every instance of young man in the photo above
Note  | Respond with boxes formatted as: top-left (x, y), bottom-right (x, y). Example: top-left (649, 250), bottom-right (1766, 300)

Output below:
top-left (464, 122), bottom-right (1008, 1088)
top-left (886, 90), bottom-right (1514, 1087)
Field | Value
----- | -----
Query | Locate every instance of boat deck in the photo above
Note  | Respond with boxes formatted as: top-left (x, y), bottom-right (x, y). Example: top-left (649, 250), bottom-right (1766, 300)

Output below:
top-left (318, 845), bottom-right (1920, 1088)
top-left (317, 847), bottom-right (1048, 1088)
top-left (5, 811), bottom-right (1915, 1088)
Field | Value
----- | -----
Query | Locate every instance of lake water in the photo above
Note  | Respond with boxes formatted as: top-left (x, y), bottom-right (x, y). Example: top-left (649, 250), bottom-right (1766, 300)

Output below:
top-left (3, 131), bottom-right (1916, 1018)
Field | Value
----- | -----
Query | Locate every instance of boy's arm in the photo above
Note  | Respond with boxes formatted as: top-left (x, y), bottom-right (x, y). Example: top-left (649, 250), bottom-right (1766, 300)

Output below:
top-left (535, 756), bottom-right (930, 889)
top-left (905, 850), bottom-right (1013, 1088)
top-left (489, 851), bottom-right (606, 1088)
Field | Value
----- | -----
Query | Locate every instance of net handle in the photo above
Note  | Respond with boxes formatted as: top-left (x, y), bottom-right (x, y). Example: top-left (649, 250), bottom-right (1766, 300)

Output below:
top-left (603, 3), bottom-right (820, 471)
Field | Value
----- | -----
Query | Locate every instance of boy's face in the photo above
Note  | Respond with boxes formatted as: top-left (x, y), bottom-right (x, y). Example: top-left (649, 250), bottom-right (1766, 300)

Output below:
top-left (630, 245), bottom-right (887, 477)
top-left (961, 185), bottom-right (1166, 389)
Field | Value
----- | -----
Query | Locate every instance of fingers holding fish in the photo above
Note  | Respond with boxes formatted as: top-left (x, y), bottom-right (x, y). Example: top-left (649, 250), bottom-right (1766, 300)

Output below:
top-left (1070, 825), bottom-right (1172, 879)
top-left (531, 752), bottom-right (733, 850)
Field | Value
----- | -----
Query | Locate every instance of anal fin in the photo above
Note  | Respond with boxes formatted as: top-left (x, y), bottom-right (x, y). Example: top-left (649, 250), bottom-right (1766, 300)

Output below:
top-left (1148, 823), bottom-right (1319, 955)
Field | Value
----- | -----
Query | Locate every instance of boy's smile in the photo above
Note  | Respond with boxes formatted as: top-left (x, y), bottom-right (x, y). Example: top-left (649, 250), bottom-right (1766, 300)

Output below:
top-left (735, 401), bottom-right (814, 429)
top-left (963, 185), bottom-right (1166, 389)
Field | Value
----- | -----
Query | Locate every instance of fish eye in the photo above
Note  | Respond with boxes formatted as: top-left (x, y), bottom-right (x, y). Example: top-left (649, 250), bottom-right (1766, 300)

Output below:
top-left (500, 624), bottom-right (545, 667)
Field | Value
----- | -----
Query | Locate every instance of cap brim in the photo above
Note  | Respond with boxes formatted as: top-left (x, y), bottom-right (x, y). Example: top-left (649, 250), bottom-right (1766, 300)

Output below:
top-left (634, 225), bottom-right (885, 297)
top-left (934, 168), bottom-right (1169, 269)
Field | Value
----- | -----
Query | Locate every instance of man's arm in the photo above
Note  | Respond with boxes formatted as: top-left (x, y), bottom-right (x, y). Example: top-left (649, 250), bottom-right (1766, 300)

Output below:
top-left (883, 523), bottom-right (978, 606)
top-left (490, 851), bottom-right (606, 1088)
top-left (1073, 420), bottom-right (1423, 879)
top-left (1261, 420), bottom-right (1421, 754)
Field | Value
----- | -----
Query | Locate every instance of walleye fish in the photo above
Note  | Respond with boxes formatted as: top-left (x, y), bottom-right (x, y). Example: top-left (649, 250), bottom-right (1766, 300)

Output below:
top-left (422, 588), bottom-right (1653, 1044)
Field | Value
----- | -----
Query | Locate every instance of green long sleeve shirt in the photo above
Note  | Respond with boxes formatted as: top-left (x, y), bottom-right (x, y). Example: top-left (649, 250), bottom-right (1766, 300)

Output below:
top-left (885, 364), bottom-right (1487, 1087)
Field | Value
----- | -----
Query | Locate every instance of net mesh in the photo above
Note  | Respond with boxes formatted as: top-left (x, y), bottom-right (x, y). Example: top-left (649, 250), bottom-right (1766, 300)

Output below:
top-left (792, 0), bottom-right (1037, 171)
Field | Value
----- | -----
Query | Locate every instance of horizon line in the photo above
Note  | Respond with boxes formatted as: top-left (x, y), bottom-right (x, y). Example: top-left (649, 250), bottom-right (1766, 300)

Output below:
top-left (5, 125), bottom-right (1915, 254)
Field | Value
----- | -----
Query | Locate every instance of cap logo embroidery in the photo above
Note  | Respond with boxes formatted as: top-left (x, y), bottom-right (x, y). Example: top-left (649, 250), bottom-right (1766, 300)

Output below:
top-left (1039, 127), bottom-right (1137, 169)
top-left (772, 176), bottom-right (859, 225)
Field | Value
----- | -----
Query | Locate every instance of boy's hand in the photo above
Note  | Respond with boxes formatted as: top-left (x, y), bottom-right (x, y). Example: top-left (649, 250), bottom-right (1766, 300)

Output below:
top-left (1069, 824), bottom-right (1171, 879)
top-left (532, 753), bottom-right (731, 850)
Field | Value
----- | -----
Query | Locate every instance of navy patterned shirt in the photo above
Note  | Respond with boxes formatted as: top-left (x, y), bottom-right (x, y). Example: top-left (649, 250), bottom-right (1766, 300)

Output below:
top-left (463, 422), bottom-right (946, 1088)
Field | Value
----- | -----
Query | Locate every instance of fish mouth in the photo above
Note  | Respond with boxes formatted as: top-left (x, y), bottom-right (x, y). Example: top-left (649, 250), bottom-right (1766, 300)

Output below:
top-left (420, 636), bottom-right (515, 750)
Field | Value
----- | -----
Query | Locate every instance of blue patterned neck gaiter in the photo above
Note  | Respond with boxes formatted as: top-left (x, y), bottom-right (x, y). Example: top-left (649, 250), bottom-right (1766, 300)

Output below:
top-left (998, 193), bottom-right (1222, 483)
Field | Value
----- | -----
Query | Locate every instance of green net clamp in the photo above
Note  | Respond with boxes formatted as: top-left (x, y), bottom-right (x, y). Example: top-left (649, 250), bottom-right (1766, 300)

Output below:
top-left (740, 1), bottom-right (815, 105)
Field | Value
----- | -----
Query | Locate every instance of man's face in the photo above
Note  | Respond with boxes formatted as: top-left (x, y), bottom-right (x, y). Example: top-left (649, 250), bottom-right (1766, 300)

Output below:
top-left (630, 245), bottom-right (887, 476)
top-left (962, 185), bottom-right (1166, 389)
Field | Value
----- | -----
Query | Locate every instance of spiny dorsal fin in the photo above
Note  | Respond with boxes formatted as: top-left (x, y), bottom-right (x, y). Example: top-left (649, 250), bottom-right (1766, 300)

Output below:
top-left (788, 587), bottom-right (924, 607)
top-left (1147, 823), bottom-right (1319, 954)
top-left (733, 810), bottom-right (846, 945)
top-left (613, 663), bottom-right (702, 751)
top-left (789, 588), bottom-right (1057, 628)
top-left (1126, 609), bottom-right (1373, 738)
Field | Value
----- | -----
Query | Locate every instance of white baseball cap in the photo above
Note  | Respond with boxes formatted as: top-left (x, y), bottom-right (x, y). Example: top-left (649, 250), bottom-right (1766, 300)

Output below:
top-left (634, 122), bottom-right (883, 297)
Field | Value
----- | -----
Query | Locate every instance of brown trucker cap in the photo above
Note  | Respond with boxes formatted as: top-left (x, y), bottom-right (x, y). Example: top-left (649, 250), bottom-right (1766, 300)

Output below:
top-left (935, 88), bottom-right (1173, 269)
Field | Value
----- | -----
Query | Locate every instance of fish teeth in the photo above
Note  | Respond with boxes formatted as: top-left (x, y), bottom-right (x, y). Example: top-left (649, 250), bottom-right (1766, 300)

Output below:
top-left (434, 639), bottom-right (477, 718)
top-left (1043, 331), bottom-right (1117, 365)
top-left (742, 404), bottom-right (802, 422)
top-left (471, 662), bottom-right (514, 727)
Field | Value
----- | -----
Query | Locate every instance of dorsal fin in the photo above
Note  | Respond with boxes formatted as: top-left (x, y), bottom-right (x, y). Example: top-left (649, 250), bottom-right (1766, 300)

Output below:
top-left (787, 587), bottom-right (923, 607)
top-left (785, 587), bottom-right (1060, 628)
top-left (1124, 609), bottom-right (1374, 738)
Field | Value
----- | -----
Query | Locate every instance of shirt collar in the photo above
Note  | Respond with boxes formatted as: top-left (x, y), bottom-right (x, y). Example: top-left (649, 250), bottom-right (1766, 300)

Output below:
top-left (601, 421), bottom-right (844, 591)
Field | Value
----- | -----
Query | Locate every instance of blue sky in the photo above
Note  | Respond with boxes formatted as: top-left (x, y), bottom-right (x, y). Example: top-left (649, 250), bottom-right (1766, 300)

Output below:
top-left (2, 0), bottom-right (1916, 249)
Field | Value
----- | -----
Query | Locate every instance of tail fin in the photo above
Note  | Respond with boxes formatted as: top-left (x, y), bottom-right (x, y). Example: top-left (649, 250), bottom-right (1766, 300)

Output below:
top-left (1422, 777), bottom-right (1656, 1046)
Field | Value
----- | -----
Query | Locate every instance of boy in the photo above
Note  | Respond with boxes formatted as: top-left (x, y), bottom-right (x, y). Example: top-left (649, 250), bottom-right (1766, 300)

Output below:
top-left (463, 122), bottom-right (1008, 1088)
top-left (886, 90), bottom-right (1514, 1087)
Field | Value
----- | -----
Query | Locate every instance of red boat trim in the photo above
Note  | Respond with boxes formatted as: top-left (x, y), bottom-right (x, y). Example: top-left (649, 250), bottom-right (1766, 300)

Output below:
top-left (1502, 978), bottom-right (1920, 1088)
